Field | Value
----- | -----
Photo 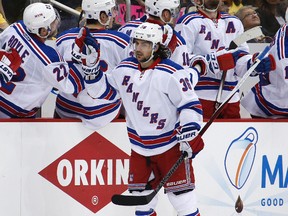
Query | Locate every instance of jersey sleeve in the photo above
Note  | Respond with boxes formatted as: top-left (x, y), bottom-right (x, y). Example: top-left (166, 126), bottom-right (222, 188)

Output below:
top-left (44, 61), bottom-right (85, 94)
top-left (175, 20), bottom-right (198, 54)
top-left (165, 68), bottom-right (203, 127)
top-left (85, 69), bottom-right (119, 100)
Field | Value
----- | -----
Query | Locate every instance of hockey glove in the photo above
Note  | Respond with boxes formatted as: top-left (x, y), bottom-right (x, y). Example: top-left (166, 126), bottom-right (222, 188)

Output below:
top-left (204, 49), bottom-right (248, 74)
top-left (0, 48), bottom-right (21, 82)
top-left (71, 27), bottom-right (89, 63)
top-left (176, 123), bottom-right (200, 159)
top-left (189, 55), bottom-right (208, 76)
top-left (216, 49), bottom-right (248, 71)
top-left (249, 52), bottom-right (276, 75)
top-left (187, 136), bottom-right (205, 159)
top-left (81, 36), bottom-right (101, 80)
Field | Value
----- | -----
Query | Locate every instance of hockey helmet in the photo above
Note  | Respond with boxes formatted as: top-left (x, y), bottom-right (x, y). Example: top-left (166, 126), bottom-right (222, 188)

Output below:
top-left (131, 23), bottom-right (163, 48)
top-left (82, 0), bottom-right (117, 22)
top-left (23, 3), bottom-right (57, 37)
top-left (145, 0), bottom-right (180, 19)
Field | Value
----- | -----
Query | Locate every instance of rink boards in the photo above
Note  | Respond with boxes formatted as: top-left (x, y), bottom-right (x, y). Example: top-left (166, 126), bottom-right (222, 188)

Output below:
top-left (0, 119), bottom-right (287, 216)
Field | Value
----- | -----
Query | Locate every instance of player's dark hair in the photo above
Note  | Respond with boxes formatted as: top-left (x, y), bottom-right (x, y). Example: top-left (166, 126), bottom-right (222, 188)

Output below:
top-left (153, 43), bottom-right (171, 59)
top-left (86, 19), bottom-right (99, 25)
top-left (78, 11), bottom-right (105, 27)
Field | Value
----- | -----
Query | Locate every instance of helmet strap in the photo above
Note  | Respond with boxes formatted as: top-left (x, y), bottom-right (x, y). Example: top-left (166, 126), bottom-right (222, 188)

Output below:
top-left (141, 44), bottom-right (157, 64)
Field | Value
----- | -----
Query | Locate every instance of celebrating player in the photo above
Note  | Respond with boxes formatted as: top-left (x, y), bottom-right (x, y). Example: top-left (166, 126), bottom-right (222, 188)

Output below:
top-left (241, 25), bottom-right (286, 118)
top-left (175, 0), bottom-right (249, 118)
top-left (0, 2), bottom-right (85, 118)
top-left (54, 0), bottom-right (131, 129)
top-left (83, 22), bottom-right (204, 216)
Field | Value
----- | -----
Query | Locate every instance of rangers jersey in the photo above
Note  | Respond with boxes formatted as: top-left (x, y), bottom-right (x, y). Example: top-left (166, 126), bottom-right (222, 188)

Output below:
top-left (241, 25), bottom-right (288, 118)
top-left (175, 11), bottom-right (249, 103)
top-left (85, 57), bottom-right (203, 156)
top-left (0, 21), bottom-right (84, 118)
top-left (55, 27), bottom-right (131, 129)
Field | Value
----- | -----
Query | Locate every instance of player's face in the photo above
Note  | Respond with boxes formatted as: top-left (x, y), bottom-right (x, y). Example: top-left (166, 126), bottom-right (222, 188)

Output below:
top-left (40, 17), bottom-right (60, 39)
top-left (161, 7), bottom-right (180, 24)
top-left (219, 0), bottom-right (230, 13)
top-left (204, 0), bottom-right (220, 10)
top-left (48, 18), bottom-right (60, 38)
top-left (133, 39), bottom-right (154, 63)
top-left (161, 9), bottom-right (173, 23)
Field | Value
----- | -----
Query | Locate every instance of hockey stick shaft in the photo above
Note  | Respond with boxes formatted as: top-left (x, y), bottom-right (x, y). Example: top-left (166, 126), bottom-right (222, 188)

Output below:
top-left (111, 45), bottom-right (270, 206)
top-left (215, 26), bottom-right (263, 110)
top-left (202, 45), bottom-right (270, 136)
top-left (111, 152), bottom-right (187, 206)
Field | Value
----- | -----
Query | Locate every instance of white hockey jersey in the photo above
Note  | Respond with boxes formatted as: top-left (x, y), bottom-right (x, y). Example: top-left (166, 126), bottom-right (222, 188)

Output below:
top-left (241, 25), bottom-right (288, 118)
top-left (55, 27), bottom-right (131, 129)
top-left (0, 21), bottom-right (84, 118)
top-left (175, 11), bottom-right (249, 103)
top-left (118, 15), bottom-right (192, 69)
top-left (85, 57), bottom-right (203, 156)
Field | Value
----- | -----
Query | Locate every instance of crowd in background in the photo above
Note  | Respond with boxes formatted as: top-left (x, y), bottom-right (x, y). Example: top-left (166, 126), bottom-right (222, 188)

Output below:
top-left (1, 0), bottom-right (288, 38)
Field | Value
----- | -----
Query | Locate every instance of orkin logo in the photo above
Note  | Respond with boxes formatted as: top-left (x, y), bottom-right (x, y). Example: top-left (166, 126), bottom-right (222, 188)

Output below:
top-left (39, 132), bottom-right (130, 213)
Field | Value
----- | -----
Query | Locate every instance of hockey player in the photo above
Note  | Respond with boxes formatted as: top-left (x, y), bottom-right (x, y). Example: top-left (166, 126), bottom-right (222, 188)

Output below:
top-left (118, 0), bottom-right (191, 68)
top-left (0, 2), bottom-right (86, 118)
top-left (83, 22), bottom-right (203, 216)
top-left (54, 0), bottom-right (131, 129)
top-left (241, 25), bottom-right (287, 118)
top-left (175, 0), bottom-right (250, 118)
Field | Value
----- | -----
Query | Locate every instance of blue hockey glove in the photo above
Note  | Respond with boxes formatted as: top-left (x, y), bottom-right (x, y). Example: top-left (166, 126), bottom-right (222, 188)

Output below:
top-left (249, 53), bottom-right (276, 75)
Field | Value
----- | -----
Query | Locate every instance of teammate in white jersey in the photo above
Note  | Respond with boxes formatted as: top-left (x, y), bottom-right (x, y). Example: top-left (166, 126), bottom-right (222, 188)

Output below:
top-left (54, 0), bottom-right (131, 129)
top-left (84, 22), bottom-right (204, 216)
top-left (0, 3), bottom-right (85, 118)
top-left (175, 0), bottom-right (250, 118)
top-left (118, 0), bottom-right (193, 69)
top-left (241, 25), bottom-right (288, 118)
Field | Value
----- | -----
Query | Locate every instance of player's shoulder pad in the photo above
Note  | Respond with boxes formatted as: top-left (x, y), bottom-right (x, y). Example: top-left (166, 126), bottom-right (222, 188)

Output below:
top-left (56, 27), bottom-right (81, 45)
top-left (107, 30), bottom-right (130, 43)
top-left (155, 59), bottom-right (184, 74)
top-left (92, 29), bottom-right (130, 47)
top-left (57, 27), bottom-right (80, 38)
top-left (176, 11), bottom-right (202, 25)
top-left (118, 15), bottom-right (147, 30)
top-left (172, 29), bottom-right (186, 45)
top-left (220, 12), bottom-right (239, 20)
top-left (116, 57), bottom-right (138, 69)
top-left (44, 45), bottom-right (64, 63)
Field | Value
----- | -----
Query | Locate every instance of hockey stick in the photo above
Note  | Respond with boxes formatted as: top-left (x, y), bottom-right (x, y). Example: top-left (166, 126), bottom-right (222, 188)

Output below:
top-left (214, 26), bottom-right (263, 111)
top-left (111, 45), bottom-right (271, 206)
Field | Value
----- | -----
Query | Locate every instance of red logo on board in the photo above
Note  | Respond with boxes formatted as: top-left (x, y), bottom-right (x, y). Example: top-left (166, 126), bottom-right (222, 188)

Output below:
top-left (39, 132), bottom-right (130, 213)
